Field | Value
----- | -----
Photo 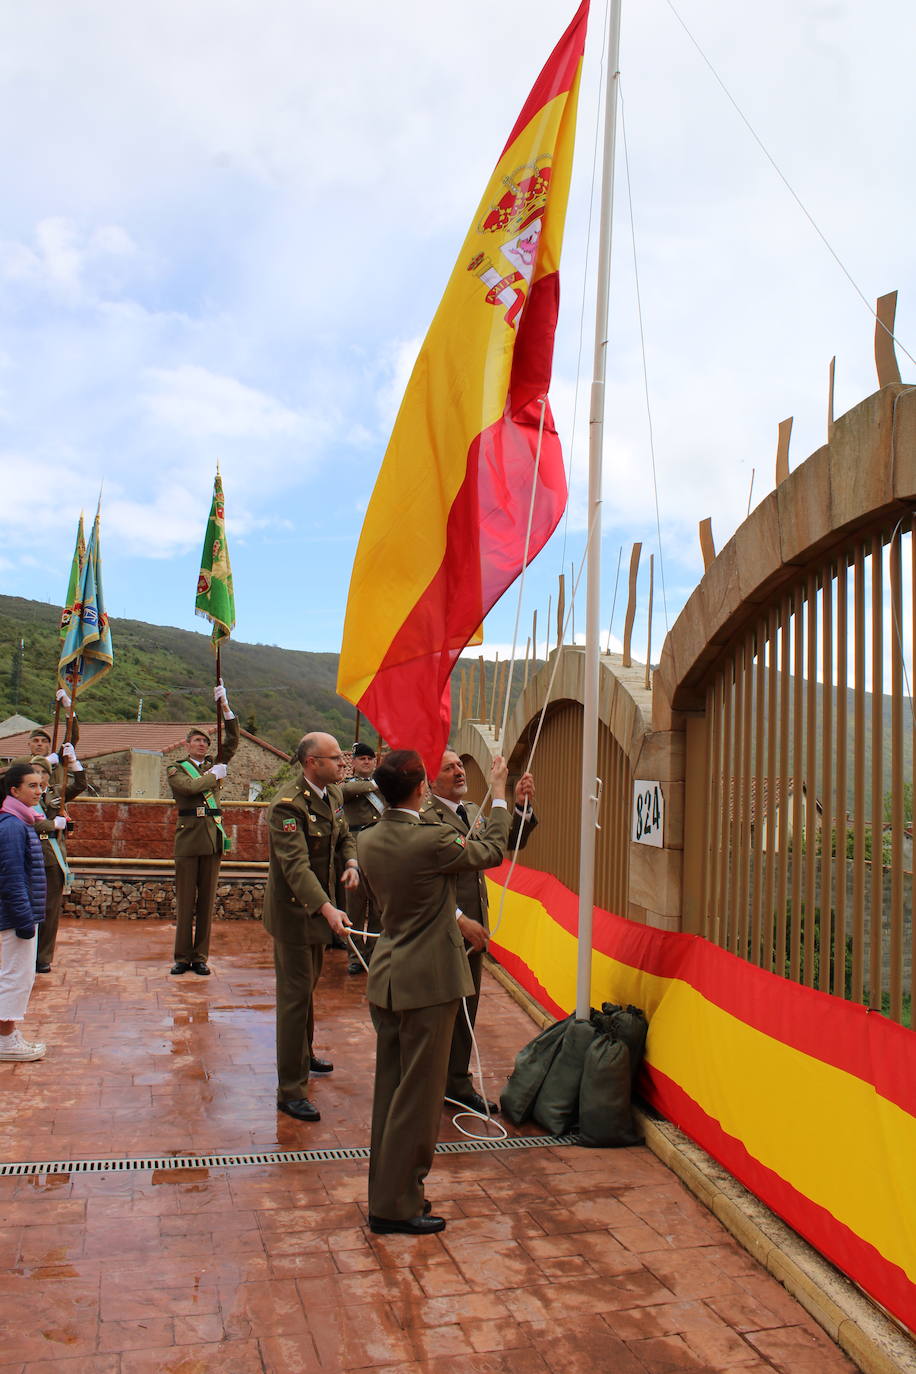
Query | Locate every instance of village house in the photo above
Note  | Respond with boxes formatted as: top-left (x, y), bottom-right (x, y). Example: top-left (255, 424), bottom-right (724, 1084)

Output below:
top-left (0, 720), bottom-right (289, 800)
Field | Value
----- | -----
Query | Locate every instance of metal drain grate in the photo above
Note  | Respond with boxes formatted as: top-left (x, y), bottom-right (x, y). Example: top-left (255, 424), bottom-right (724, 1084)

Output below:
top-left (0, 1133), bottom-right (578, 1177)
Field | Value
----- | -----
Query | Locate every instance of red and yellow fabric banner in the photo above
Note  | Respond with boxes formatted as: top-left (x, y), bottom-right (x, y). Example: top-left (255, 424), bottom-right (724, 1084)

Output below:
top-left (338, 3), bottom-right (588, 774)
top-left (486, 859), bottom-right (916, 1335)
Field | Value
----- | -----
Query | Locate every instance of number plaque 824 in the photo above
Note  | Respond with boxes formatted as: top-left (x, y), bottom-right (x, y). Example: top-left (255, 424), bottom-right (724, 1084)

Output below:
top-left (631, 780), bottom-right (665, 848)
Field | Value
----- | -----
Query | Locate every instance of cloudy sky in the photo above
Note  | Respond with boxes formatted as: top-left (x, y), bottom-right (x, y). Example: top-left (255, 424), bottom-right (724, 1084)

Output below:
top-left (1, 0), bottom-right (914, 673)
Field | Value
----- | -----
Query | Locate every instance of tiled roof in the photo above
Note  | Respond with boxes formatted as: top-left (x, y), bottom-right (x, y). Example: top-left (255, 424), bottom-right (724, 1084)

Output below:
top-left (0, 722), bottom-right (289, 762)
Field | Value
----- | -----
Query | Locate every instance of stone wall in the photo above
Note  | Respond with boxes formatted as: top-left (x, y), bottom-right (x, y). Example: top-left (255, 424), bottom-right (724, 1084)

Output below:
top-left (156, 736), bottom-right (287, 803)
top-left (67, 798), bottom-right (271, 862)
top-left (80, 737), bottom-right (289, 801)
top-left (63, 874), bottom-right (267, 922)
top-left (88, 755), bottom-right (132, 797)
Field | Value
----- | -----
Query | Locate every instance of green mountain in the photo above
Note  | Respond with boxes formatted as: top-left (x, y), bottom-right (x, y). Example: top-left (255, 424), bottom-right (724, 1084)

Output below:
top-left (0, 595), bottom-right (537, 757)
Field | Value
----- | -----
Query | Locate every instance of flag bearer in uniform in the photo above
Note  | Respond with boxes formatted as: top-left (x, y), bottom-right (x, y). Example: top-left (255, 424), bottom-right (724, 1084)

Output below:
top-left (168, 683), bottom-right (239, 976)
top-left (262, 732), bottom-right (357, 1122)
top-left (341, 741), bottom-right (384, 973)
top-left (29, 743), bottom-right (87, 972)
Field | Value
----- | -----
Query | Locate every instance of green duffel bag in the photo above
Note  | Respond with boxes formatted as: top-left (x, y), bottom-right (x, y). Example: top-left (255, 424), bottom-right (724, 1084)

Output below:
top-left (531, 1017), bottom-right (597, 1135)
top-left (577, 1032), bottom-right (644, 1148)
top-left (500, 1015), bottom-right (572, 1126)
top-left (600, 1002), bottom-right (649, 1086)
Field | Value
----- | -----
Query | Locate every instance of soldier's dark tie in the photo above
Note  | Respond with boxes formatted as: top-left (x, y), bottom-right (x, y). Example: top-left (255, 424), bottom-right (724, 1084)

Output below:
top-left (456, 804), bottom-right (470, 829)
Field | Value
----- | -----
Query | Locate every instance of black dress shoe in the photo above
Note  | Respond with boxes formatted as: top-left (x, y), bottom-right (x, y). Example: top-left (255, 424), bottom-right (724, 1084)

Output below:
top-left (170, 961), bottom-right (191, 976)
top-left (309, 1056), bottom-right (333, 1075)
top-left (190, 960), bottom-right (211, 976)
top-left (35, 962), bottom-right (52, 974)
top-left (369, 1213), bottom-right (445, 1235)
top-left (277, 1098), bottom-right (321, 1122)
top-left (448, 1090), bottom-right (498, 1115)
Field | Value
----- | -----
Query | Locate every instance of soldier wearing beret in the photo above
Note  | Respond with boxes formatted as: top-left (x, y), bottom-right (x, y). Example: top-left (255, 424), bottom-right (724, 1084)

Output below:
top-left (422, 749), bottom-right (537, 1114)
top-left (167, 683), bottom-right (239, 977)
top-left (262, 731), bottom-right (356, 1123)
top-left (341, 741), bottom-right (384, 974)
top-left (29, 744), bottom-right (87, 972)
top-left (21, 688), bottom-right (81, 771)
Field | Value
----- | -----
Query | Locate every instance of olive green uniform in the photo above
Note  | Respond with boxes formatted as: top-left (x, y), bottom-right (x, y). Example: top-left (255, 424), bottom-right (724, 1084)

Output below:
top-left (341, 777), bottom-right (383, 970)
top-left (262, 779), bottom-right (356, 1105)
top-left (357, 804), bottom-right (511, 1221)
top-left (420, 794), bottom-right (537, 1099)
top-left (167, 715), bottom-right (239, 965)
top-left (32, 767), bottom-right (87, 968)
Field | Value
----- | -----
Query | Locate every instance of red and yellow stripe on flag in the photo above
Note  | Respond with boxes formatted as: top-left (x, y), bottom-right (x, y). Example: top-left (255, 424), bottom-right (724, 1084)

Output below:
top-left (337, 3), bottom-right (588, 774)
top-left (487, 860), bottom-right (916, 1334)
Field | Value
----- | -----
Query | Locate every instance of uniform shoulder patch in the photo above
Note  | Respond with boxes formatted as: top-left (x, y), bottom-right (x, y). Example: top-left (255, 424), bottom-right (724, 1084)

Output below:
top-left (452, 834), bottom-right (467, 847)
top-left (282, 817), bottom-right (297, 833)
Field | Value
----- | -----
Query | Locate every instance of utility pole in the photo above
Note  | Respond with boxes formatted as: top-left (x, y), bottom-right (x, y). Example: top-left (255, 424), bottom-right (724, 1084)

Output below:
top-left (9, 638), bottom-right (24, 710)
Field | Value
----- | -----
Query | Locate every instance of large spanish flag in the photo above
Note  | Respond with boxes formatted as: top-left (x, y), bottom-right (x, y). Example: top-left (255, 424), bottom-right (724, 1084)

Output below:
top-left (338, 3), bottom-right (588, 773)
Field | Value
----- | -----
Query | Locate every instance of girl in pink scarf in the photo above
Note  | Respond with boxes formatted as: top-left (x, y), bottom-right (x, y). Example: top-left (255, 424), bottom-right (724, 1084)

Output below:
top-left (0, 764), bottom-right (48, 1061)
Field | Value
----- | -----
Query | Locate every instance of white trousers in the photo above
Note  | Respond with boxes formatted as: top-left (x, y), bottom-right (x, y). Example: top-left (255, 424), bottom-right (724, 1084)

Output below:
top-left (0, 928), bottom-right (37, 1022)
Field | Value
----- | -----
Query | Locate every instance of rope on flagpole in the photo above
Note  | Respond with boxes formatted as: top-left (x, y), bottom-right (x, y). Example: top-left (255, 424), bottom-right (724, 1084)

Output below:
top-left (486, 504), bottom-right (600, 944)
top-left (496, 394), bottom-right (550, 753)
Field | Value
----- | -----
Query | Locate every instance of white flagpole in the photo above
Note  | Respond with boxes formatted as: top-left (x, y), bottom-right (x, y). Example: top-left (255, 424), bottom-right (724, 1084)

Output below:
top-left (576, 0), bottom-right (623, 1021)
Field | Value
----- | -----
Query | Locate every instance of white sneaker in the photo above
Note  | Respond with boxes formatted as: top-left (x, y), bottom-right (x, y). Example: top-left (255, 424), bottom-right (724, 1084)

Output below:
top-left (0, 1029), bottom-right (46, 1061)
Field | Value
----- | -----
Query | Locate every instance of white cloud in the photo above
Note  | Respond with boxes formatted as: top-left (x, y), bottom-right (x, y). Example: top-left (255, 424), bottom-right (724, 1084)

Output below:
top-left (0, 217), bottom-right (142, 305)
top-left (142, 364), bottom-right (307, 441)
top-left (0, 0), bottom-right (914, 651)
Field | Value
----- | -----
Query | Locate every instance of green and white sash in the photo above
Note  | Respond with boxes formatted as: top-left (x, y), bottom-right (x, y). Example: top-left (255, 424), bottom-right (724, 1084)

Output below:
top-left (179, 761), bottom-right (231, 853)
top-left (35, 800), bottom-right (73, 892)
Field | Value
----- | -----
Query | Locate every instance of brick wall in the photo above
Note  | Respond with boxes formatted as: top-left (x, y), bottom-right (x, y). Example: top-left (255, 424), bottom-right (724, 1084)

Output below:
top-left (67, 798), bottom-right (271, 862)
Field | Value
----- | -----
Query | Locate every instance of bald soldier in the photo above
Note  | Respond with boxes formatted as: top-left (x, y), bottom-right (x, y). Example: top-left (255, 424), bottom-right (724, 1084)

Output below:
top-left (262, 732), bottom-right (356, 1122)
top-left (421, 749), bottom-right (537, 1113)
top-left (167, 683), bottom-right (239, 976)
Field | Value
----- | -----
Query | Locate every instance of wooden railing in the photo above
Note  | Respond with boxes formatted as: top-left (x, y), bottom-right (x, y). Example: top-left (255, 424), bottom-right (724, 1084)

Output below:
top-left (696, 514), bottom-right (914, 1025)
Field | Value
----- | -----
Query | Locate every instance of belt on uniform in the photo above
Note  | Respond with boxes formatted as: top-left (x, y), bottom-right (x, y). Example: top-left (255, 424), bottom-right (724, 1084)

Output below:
top-left (178, 807), bottom-right (222, 818)
top-left (349, 823), bottom-right (374, 832)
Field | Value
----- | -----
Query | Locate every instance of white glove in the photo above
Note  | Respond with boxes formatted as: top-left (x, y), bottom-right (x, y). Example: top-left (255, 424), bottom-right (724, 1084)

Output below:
top-left (56, 689), bottom-right (72, 709)
top-left (45, 752), bottom-right (60, 767)
top-left (53, 816), bottom-right (68, 831)
top-left (210, 762), bottom-right (228, 780)
top-left (61, 743), bottom-right (77, 762)
top-left (214, 682), bottom-right (229, 705)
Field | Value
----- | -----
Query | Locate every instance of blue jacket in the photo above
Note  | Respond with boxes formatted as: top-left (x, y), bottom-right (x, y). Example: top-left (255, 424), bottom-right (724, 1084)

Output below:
top-left (0, 812), bottom-right (47, 937)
